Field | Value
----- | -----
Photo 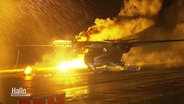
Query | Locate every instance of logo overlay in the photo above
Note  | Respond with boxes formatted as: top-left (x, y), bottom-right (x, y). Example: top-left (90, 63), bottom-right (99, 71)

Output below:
top-left (11, 87), bottom-right (31, 97)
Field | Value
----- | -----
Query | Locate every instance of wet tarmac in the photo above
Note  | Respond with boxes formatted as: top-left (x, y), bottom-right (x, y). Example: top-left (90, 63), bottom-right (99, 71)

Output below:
top-left (0, 67), bottom-right (184, 104)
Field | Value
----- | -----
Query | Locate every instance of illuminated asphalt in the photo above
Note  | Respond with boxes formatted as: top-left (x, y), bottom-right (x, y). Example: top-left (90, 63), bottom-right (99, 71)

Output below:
top-left (1, 67), bottom-right (184, 104)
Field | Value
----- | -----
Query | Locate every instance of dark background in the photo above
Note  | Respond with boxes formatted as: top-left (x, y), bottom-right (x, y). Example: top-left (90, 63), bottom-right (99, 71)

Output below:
top-left (0, 0), bottom-right (123, 68)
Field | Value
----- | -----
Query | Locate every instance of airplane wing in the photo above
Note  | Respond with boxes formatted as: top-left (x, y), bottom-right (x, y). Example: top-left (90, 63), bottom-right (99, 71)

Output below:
top-left (16, 38), bottom-right (184, 53)
top-left (16, 40), bottom-right (73, 47)
top-left (129, 38), bottom-right (184, 47)
top-left (114, 38), bottom-right (184, 47)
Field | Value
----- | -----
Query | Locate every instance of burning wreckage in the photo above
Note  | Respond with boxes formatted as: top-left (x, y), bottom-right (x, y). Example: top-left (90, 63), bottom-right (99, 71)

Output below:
top-left (9, 0), bottom-right (184, 74)
top-left (18, 36), bottom-right (184, 75)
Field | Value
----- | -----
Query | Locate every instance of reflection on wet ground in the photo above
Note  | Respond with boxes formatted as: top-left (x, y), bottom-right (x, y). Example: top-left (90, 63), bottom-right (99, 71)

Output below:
top-left (1, 67), bottom-right (184, 104)
top-left (0, 69), bottom-right (91, 104)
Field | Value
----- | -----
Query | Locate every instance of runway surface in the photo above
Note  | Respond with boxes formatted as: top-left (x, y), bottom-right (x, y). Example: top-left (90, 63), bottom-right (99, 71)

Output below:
top-left (0, 66), bottom-right (184, 104)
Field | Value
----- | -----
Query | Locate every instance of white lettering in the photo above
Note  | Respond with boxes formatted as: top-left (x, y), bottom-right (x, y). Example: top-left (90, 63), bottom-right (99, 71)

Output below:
top-left (11, 87), bottom-right (30, 97)
top-left (12, 88), bottom-right (16, 94)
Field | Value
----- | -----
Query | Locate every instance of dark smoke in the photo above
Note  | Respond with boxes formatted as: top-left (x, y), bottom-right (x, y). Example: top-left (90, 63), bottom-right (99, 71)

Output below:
top-left (156, 0), bottom-right (179, 29)
top-left (125, 0), bottom-right (184, 67)
top-left (77, 0), bottom-right (184, 67)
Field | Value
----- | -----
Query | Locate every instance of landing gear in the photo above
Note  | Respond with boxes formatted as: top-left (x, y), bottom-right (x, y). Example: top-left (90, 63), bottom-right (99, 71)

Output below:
top-left (87, 64), bottom-right (96, 72)
top-left (103, 65), bottom-right (110, 72)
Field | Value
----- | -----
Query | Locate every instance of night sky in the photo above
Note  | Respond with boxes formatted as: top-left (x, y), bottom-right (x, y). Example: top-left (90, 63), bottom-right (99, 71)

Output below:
top-left (0, 0), bottom-right (123, 68)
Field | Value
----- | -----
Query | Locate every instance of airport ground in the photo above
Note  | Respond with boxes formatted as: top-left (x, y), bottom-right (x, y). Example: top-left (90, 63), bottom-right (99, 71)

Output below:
top-left (0, 66), bottom-right (184, 104)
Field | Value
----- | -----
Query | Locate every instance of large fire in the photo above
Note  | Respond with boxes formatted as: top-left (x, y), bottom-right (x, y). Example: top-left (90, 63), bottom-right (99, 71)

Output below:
top-left (77, 0), bottom-right (163, 41)
top-left (56, 56), bottom-right (87, 72)
top-left (78, 18), bottom-right (154, 41)
top-left (21, 0), bottom-right (184, 70)
top-left (52, 0), bottom-right (161, 70)
top-left (53, 40), bottom-right (87, 71)
top-left (53, 0), bottom-right (162, 70)
top-left (33, 40), bottom-right (87, 72)
top-left (77, 0), bottom-right (184, 67)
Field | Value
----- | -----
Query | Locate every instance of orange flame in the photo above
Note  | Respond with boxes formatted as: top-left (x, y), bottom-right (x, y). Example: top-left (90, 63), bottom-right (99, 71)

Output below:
top-left (24, 66), bottom-right (32, 75)
top-left (56, 57), bottom-right (87, 72)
